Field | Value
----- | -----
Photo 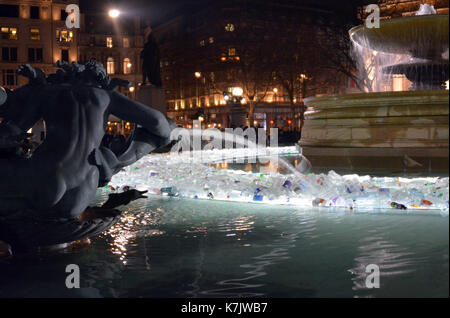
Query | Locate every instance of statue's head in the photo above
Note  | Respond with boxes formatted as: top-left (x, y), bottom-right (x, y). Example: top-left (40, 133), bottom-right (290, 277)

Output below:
top-left (144, 26), bottom-right (153, 41)
top-left (48, 60), bottom-right (112, 89)
top-left (81, 60), bottom-right (110, 87)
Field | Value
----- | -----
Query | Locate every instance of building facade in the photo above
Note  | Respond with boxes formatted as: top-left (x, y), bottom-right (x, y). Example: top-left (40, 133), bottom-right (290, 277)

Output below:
top-left (0, 0), bottom-right (146, 136)
top-left (77, 12), bottom-right (144, 101)
top-left (0, 0), bottom-right (79, 89)
top-left (153, 0), bottom-right (351, 130)
top-left (77, 12), bottom-right (145, 135)
top-left (377, 0), bottom-right (449, 17)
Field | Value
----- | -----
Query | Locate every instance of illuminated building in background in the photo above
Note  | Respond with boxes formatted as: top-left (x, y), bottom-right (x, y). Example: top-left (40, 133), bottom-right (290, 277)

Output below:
top-left (0, 0), bottom-right (79, 89)
top-left (153, 0), bottom-right (351, 129)
top-left (0, 0), bottom-right (79, 142)
top-left (77, 9), bottom-right (145, 135)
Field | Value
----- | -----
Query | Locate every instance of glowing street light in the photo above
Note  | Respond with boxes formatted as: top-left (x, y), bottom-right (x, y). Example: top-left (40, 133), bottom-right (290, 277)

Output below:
top-left (300, 73), bottom-right (308, 80)
top-left (194, 72), bottom-right (202, 107)
top-left (108, 9), bottom-right (121, 18)
top-left (273, 88), bottom-right (278, 93)
top-left (232, 87), bottom-right (243, 97)
top-left (129, 86), bottom-right (135, 92)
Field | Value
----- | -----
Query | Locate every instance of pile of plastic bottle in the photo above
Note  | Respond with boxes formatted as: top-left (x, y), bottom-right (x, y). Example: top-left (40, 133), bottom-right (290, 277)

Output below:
top-left (107, 147), bottom-right (449, 214)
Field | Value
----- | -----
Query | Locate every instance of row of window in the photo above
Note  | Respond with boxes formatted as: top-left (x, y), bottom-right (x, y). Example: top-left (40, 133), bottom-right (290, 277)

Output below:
top-left (1, 27), bottom-right (74, 43)
top-left (105, 36), bottom-right (130, 48)
top-left (199, 37), bottom-right (214, 47)
top-left (1, 47), bottom-right (134, 76)
top-left (0, 4), bottom-right (69, 21)
top-left (0, 58), bottom-right (134, 87)
top-left (106, 57), bottom-right (133, 75)
top-left (1, 69), bottom-right (17, 86)
top-left (2, 46), bottom-right (67, 63)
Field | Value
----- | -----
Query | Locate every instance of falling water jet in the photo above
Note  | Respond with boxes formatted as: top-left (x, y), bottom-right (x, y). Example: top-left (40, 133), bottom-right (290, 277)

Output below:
top-left (300, 5), bottom-right (449, 172)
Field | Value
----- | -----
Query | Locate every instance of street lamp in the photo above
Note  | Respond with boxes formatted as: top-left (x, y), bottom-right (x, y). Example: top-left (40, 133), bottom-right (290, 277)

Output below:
top-left (194, 72), bottom-right (202, 107)
top-left (273, 87), bottom-right (278, 102)
top-left (232, 87), bottom-right (243, 97)
top-left (108, 9), bottom-right (121, 18)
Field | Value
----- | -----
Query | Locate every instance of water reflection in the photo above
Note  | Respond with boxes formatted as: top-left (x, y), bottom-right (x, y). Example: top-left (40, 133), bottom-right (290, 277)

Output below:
top-left (190, 214), bottom-right (318, 297)
top-left (0, 199), bottom-right (447, 298)
top-left (104, 205), bottom-right (165, 266)
top-left (198, 233), bottom-right (299, 297)
top-left (349, 230), bottom-right (425, 297)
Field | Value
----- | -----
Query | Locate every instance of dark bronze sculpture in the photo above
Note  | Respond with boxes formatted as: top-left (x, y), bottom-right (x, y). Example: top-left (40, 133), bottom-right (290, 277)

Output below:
top-left (0, 61), bottom-right (175, 253)
top-left (141, 27), bottom-right (162, 87)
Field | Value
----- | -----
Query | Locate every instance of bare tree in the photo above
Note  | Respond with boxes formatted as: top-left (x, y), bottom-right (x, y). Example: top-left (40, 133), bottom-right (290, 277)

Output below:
top-left (314, 0), bottom-right (376, 92)
top-left (221, 3), bottom-right (277, 126)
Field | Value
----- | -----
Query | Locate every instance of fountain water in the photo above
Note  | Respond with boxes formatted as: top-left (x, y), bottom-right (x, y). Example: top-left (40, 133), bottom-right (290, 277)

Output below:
top-left (351, 4), bottom-right (449, 91)
top-left (301, 5), bottom-right (449, 172)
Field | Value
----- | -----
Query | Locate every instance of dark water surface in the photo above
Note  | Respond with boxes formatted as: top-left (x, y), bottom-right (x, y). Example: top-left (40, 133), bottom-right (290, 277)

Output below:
top-left (0, 193), bottom-right (448, 298)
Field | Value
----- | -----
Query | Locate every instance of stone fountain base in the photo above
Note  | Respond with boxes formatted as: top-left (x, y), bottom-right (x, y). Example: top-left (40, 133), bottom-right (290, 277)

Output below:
top-left (301, 90), bottom-right (449, 173)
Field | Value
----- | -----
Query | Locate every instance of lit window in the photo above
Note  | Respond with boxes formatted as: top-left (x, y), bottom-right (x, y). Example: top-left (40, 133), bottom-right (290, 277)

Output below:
top-left (123, 58), bottom-right (132, 74)
top-left (1, 27), bottom-right (18, 40)
top-left (225, 23), bottom-right (235, 32)
top-left (200, 40), bottom-right (205, 47)
top-left (107, 57), bottom-right (115, 74)
top-left (228, 47), bottom-right (236, 56)
top-left (56, 29), bottom-right (73, 43)
top-left (106, 37), bottom-right (113, 48)
top-left (209, 37), bottom-right (214, 44)
top-left (123, 37), bottom-right (129, 48)
top-left (30, 28), bottom-right (40, 40)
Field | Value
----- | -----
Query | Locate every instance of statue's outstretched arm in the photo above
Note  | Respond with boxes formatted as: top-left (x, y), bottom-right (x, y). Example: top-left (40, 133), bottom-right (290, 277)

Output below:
top-left (100, 91), bottom-right (175, 174)
top-left (109, 91), bottom-right (172, 141)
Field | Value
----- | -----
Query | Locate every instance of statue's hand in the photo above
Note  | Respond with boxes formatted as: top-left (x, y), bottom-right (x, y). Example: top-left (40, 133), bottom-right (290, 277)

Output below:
top-left (101, 190), bottom-right (148, 209)
top-left (17, 64), bottom-right (37, 80)
top-left (107, 78), bottom-right (131, 90)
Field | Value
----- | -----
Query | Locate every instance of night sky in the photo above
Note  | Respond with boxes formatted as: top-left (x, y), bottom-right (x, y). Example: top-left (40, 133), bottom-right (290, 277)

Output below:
top-left (79, 0), bottom-right (368, 27)
top-left (79, 0), bottom-right (212, 26)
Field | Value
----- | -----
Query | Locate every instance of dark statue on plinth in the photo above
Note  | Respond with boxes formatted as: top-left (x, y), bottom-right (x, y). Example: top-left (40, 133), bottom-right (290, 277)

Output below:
top-left (141, 27), bottom-right (162, 87)
top-left (0, 61), bottom-right (175, 254)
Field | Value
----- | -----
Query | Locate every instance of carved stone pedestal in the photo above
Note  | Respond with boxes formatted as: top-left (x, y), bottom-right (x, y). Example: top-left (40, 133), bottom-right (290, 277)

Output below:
top-left (301, 90), bottom-right (449, 173)
top-left (137, 85), bottom-right (167, 115)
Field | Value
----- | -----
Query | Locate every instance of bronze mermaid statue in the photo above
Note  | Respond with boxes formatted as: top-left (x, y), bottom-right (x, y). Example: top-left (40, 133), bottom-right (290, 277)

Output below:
top-left (0, 61), bottom-right (175, 254)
